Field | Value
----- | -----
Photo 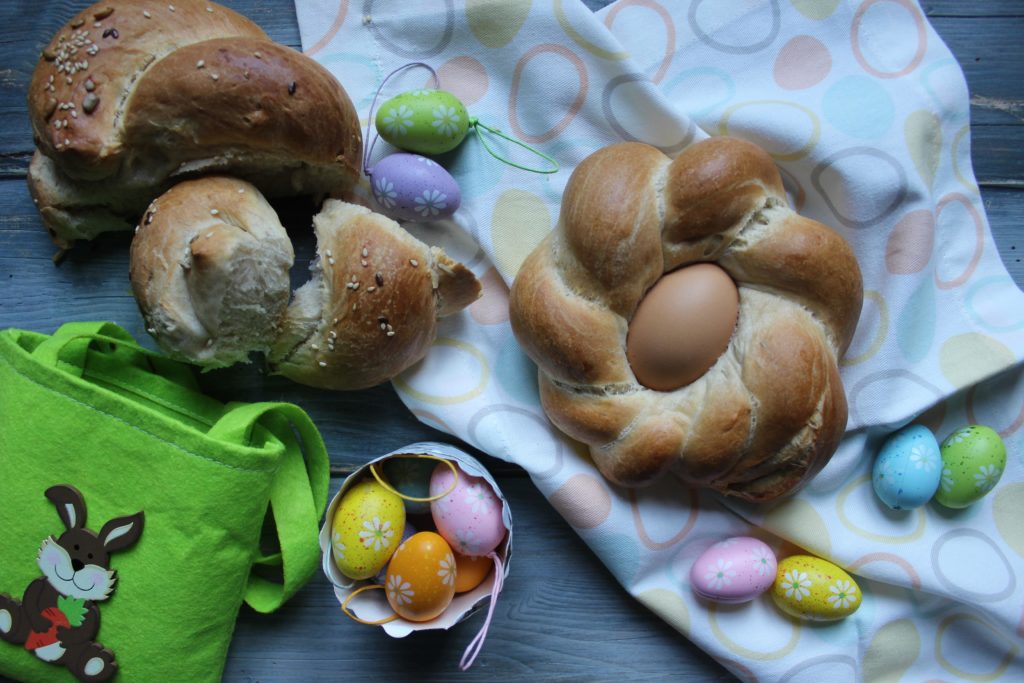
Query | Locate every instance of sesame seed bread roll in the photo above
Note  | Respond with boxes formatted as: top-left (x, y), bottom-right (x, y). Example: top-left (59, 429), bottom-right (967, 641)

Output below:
top-left (269, 200), bottom-right (482, 391)
top-left (27, 0), bottom-right (361, 248)
top-left (129, 176), bottom-right (293, 368)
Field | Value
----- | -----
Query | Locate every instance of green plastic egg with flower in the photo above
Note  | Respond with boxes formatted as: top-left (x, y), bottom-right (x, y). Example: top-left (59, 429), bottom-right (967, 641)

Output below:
top-left (934, 425), bottom-right (1006, 508)
top-left (376, 89), bottom-right (470, 155)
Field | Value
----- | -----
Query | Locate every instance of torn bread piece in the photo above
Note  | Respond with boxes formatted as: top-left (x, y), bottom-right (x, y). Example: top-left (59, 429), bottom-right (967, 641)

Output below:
top-left (269, 200), bottom-right (481, 390)
top-left (129, 176), bottom-right (293, 367)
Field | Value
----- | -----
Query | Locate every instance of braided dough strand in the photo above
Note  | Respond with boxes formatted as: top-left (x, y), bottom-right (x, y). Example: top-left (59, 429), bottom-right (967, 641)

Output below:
top-left (509, 137), bottom-right (863, 501)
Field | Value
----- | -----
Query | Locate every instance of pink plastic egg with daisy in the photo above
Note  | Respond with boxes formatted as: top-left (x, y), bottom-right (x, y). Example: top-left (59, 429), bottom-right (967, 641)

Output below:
top-left (430, 462), bottom-right (506, 557)
top-left (689, 536), bottom-right (777, 604)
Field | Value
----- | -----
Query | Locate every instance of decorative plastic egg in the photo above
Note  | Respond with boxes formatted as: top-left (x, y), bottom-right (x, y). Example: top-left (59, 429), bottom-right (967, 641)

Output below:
top-left (376, 89), bottom-right (469, 155)
top-left (430, 463), bottom-right (506, 557)
top-left (771, 555), bottom-right (861, 621)
top-left (872, 424), bottom-right (942, 510)
top-left (453, 551), bottom-right (493, 594)
top-left (934, 425), bottom-right (1007, 508)
top-left (331, 479), bottom-right (406, 580)
top-left (368, 152), bottom-right (461, 222)
top-left (689, 537), bottom-right (777, 604)
top-left (385, 531), bottom-right (456, 622)
top-left (382, 457), bottom-right (437, 515)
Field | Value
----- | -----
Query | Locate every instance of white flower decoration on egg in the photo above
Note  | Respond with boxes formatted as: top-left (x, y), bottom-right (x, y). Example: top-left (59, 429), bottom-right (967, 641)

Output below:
top-left (431, 105), bottom-right (461, 137)
top-left (382, 105), bottom-right (414, 136)
top-left (781, 570), bottom-right (811, 601)
top-left (387, 574), bottom-right (414, 606)
top-left (358, 517), bottom-right (394, 551)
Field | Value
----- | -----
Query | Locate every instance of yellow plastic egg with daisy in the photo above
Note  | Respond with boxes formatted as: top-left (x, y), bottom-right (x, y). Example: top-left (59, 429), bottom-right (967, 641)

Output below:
top-left (771, 555), bottom-right (860, 621)
top-left (385, 531), bottom-right (456, 622)
top-left (331, 479), bottom-right (406, 580)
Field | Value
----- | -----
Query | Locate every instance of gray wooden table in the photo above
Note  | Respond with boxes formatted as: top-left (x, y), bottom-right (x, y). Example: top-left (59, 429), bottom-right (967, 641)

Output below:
top-left (1, 1), bottom-right (1020, 681)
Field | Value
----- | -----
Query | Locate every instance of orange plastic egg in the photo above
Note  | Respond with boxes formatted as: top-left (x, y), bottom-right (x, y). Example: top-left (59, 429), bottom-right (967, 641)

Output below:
top-left (453, 551), bottom-right (493, 593)
top-left (385, 531), bottom-right (456, 622)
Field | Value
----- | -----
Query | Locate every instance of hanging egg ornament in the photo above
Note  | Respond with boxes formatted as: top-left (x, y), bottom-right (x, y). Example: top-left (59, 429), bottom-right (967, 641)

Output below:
top-left (368, 153), bottom-right (461, 223)
top-left (376, 89), bottom-right (470, 154)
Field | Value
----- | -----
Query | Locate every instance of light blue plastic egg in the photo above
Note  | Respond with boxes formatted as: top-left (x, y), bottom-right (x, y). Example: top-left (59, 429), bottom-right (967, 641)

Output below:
top-left (872, 424), bottom-right (942, 510)
top-left (376, 89), bottom-right (470, 155)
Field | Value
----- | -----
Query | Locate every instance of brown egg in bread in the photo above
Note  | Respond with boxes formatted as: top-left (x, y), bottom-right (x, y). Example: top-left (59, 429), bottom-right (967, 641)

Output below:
top-left (508, 137), bottom-right (863, 502)
top-left (269, 200), bottom-right (482, 390)
top-left (129, 176), bottom-right (293, 367)
top-left (27, 0), bottom-right (361, 247)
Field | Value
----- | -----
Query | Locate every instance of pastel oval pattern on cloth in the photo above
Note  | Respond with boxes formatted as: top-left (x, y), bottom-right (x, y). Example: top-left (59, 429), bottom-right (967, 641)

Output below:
top-left (510, 44), bottom-right (588, 143)
top-left (637, 589), bottom-right (690, 633)
top-left (718, 100), bottom-right (821, 161)
top-left (936, 613), bottom-right (1021, 680)
top-left (811, 147), bottom-right (907, 229)
top-left (470, 268), bottom-right (510, 325)
top-left (602, 0), bottom-right (677, 84)
top-left (774, 35), bottom-right (831, 90)
top-left (993, 483), bottom-right (1024, 557)
top-left (935, 425), bottom-right (1007, 508)
top-left (932, 528), bottom-right (1016, 601)
top-left (842, 290), bottom-right (888, 367)
top-left (549, 473), bottom-right (612, 529)
top-left (905, 109), bottom-right (942, 189)
top-left (491, 189), bottom-right (551, 279)
top-left (791, 0), bottom-right (839, 19)
top-left (494, 336), bottom-right (541, 406)
top-left (939, 333), bottom-right (1015, 390)
top-left (872, 424), bottom-right (942, 510)
top-left (863, 619), bottom-right (921, 683)
top-left (885, 209), bottom-right (934, 274)
top-left (690, 537), bottom-right (777, 604)
top-left (666, 67), bottom-right (735, 121)
top-left (898, 280), bottom-right (935, 363)
top-left (395, 338), bottom-right (489, 405)
top-left (603, 74), bottom-right (692, 153)
top-left (467, 0), bottom-right (531, 49)
top-left (436, 56), bottom-right (489, 106)
top-left (851, 0), bottom-right (927, 79)
top-left (764, 498), bottom-right (831, 557)
top-left (771, 555), bottom-right (861, 621)
top-left (823, 75), bottom-right (895, 139)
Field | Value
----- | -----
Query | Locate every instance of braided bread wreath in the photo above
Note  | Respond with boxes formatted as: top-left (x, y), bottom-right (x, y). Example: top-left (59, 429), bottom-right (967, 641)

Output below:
top-left (509, 138), bottom-right (863, 501)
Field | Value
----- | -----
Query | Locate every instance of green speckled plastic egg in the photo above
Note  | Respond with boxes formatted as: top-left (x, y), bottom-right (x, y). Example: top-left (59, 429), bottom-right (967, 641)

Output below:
top-left (376, 89), bottom-right (469, 155)
top-left (331, 478), bottom-right (406, 580)
top-left (934, 425), bottom-right (1007, 508)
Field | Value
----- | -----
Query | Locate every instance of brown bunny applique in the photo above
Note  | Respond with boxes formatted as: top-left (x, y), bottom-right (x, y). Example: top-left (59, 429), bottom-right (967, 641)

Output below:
top-left (0, 485), bottom-right (144, 682)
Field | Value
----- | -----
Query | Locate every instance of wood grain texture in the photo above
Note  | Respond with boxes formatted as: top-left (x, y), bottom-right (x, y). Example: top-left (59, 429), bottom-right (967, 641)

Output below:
top-left (0, 1), bottom-right (1020, 682)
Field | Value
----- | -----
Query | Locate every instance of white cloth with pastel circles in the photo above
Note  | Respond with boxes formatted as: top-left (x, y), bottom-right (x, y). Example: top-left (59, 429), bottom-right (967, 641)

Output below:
top-left (296, 0), bottom-right (1024, 679)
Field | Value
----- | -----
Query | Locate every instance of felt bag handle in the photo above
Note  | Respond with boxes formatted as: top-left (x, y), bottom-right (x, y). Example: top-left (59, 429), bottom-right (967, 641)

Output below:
top-left (207, 402), bottom-right (330, 613)
top-left (31, 320), bottom-right (199, 389)
top-left (32, 321), bottom-right (331, 613)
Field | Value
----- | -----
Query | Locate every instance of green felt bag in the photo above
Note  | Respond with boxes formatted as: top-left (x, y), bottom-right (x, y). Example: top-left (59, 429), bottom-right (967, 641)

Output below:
top-left (0, 322), bottom-right (330, 682)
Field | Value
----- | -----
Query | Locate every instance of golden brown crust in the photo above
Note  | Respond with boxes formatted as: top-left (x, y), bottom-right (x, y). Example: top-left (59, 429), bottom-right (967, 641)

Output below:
top-left (269, 201), bottom-right (482, 390)
top-left (509, 137), bottom-right (864, 501)
top-left (128, 176), bottom-right (293, 367)
top-left (27, 0), bottom-right (361, 246)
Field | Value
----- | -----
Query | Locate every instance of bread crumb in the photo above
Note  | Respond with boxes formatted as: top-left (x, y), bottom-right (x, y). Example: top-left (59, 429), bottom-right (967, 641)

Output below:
top-left (409, 259), bottom-right (419, 267)
top-left (210, 209), bottom-right (219, 216)
top-left (196, 59), bottom-right (205, 69)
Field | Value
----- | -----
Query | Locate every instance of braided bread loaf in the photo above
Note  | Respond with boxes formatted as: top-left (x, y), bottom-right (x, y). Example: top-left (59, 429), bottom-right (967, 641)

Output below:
top-left (27, 0), bottom-right (361, 247)
top-left (509, 138), bottom-right (863, 501)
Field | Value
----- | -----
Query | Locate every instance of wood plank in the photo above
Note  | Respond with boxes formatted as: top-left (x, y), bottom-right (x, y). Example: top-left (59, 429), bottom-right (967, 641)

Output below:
top-left (930, 16), bottom-right (1024, 126)
top-left (923, 1), bottom-right (1024, 17)
top-left (225, 477), bottom-right (732, 682)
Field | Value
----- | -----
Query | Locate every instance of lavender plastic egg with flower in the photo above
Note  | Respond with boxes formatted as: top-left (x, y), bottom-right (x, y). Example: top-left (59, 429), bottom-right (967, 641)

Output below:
top-left (369, 153), bottom-right (461, 222)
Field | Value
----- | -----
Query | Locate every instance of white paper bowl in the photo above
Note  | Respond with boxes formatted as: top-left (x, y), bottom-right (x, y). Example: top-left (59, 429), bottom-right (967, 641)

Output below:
top-left (319, 441), bottom-right (513, 637)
